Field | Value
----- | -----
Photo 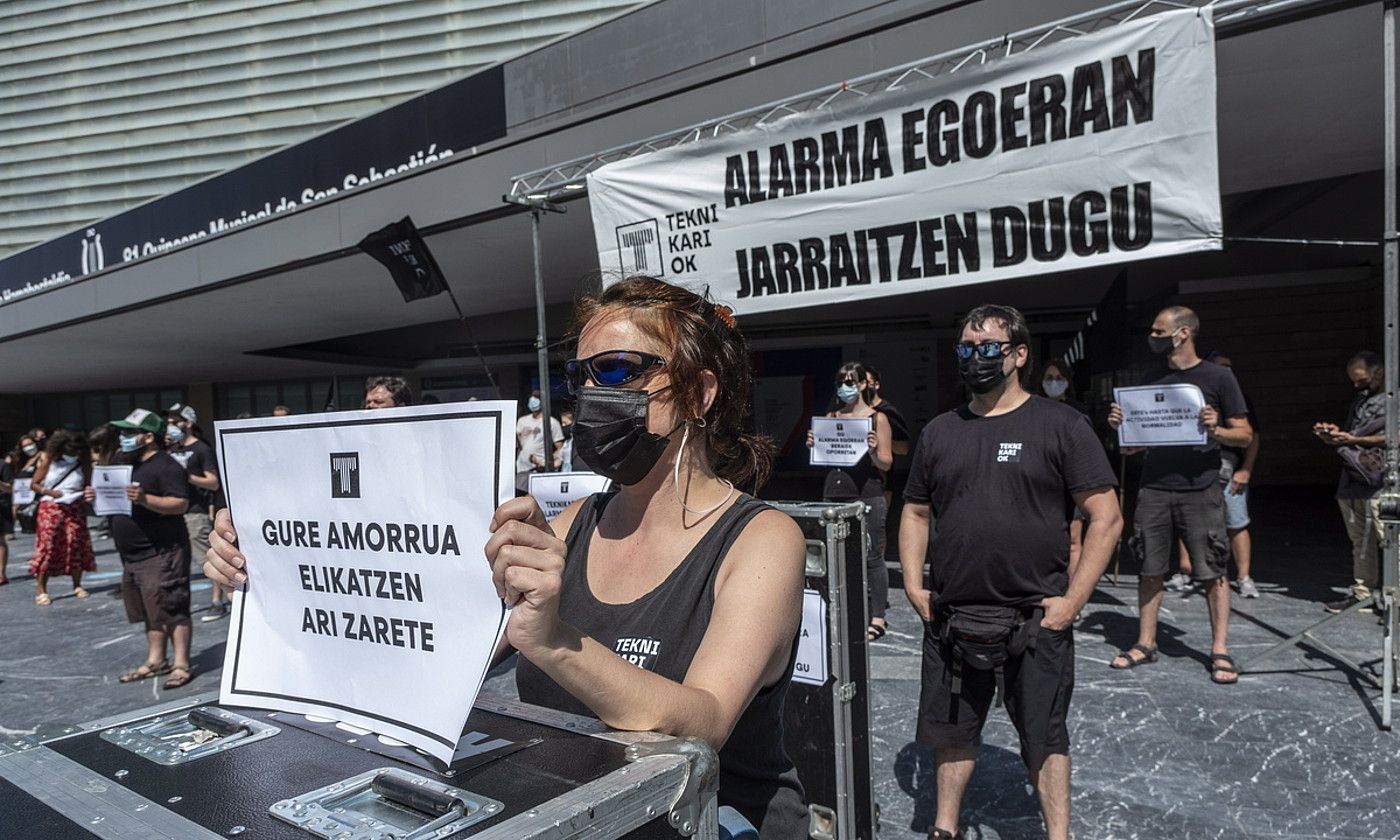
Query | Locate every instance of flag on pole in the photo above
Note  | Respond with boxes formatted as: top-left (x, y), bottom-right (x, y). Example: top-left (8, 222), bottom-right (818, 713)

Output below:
top-left (357, 216), bottom-right (449, 302)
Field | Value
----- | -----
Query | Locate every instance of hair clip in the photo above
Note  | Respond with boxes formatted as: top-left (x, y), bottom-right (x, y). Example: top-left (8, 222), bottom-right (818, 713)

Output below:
top-left (712, 303), bottom-right (736, 330)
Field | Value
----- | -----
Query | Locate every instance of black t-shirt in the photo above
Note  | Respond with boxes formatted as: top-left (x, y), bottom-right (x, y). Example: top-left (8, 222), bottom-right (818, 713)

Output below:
top-left (1136, 361), bottom-right (1249, 491)
top-left (169, 438), bottom-right (217, 513)
top-left (0, 460), bottom-right (12, 505)
top-left (110, 452), bottom-right (190, 562)
top-left (874, 400), bottom-right (911, 445)
top-left (904, 396), bottom-right (1117, 609)
top-left (1220, 395), bottom-right (1259, 469)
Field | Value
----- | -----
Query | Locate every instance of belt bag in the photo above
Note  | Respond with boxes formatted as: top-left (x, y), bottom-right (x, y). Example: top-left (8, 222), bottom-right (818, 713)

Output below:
top-left (939, 605), bottom-right (1041, 705)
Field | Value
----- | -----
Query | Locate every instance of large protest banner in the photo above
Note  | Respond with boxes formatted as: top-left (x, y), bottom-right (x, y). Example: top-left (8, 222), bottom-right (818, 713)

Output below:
top-left (588, 10), bottom-right (1219, 314)
top-left (216, 403), bottom-right (515, 765)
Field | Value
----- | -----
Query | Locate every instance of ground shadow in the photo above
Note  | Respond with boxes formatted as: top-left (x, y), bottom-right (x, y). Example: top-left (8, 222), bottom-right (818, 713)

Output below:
top-left (1074, 607), bottom-right (1206, 666)
top-left (893, 741), bottom-right (1044, 838)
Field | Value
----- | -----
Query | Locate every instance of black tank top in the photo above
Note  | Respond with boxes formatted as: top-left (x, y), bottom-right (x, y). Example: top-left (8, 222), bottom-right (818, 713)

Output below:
top-left (515, 492), bottom-right (808, 840)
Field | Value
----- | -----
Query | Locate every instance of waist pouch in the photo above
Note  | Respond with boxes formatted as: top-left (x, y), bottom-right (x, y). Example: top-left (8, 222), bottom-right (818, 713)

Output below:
top-left (937, 605), bottom-right (1042, 705)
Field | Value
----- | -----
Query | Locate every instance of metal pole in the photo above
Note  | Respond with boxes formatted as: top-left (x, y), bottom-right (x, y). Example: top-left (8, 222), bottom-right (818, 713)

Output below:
top-left (1380, 0), bottom-right (1399, 730)
top-left (531, 208), bottom-right (555, 474)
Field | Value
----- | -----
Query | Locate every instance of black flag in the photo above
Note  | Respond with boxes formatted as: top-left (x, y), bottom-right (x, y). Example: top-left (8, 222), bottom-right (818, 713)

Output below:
top-left (357, 216), bottom-right (449, 302)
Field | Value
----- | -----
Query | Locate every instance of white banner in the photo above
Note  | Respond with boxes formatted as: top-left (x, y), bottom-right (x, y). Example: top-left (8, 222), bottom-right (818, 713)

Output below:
top-left (1114, 383), bottom-right (1207, 447)
top-left (528, 471), bottom-right (612, 519)
top-left (11, 478), bottom-right (33, 506)
top-left (589, 9), bottom-right (1219, 314)
top-left (91, 465), bottom-right (133, 516)
top-left (216, 403), bottom-right (515, 765)
top-left (809, 416), bottom-right (871, 467)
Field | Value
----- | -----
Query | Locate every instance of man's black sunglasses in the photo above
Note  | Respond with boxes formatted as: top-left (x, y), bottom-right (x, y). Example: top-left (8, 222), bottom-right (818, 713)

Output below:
top-left (564, 350), bottom-right (666, 393)
top-left (954, 341), bottom-right (1019, 360)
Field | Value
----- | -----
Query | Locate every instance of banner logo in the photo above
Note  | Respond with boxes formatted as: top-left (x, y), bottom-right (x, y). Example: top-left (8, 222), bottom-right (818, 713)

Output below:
top-left (616, 220), bottom-right (663, 275)
top-left (1155, 392), bottom-right (1166, 402)
top-left (330, 452), bottom-right (361, 498)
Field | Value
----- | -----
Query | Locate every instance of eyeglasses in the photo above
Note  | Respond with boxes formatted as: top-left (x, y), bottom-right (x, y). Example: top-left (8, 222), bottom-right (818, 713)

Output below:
top-left (564, 350), bottom-right (666, 393)
top-left (954, 341), bottom-right (1017, 360)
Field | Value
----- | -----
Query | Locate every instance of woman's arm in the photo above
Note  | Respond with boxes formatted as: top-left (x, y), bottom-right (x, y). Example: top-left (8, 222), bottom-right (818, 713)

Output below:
top-left (869, 411), bottom-right (894, 472)
top-left (487, 505), bottom-right (805, 748)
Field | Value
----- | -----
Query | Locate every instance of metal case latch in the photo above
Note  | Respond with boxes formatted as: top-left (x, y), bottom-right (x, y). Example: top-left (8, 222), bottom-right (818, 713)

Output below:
top-left (804, 539), bottom-right (828, 577)
top-left (270, 767), bottom-right (503, 840)
top-left (625, 737), bottom-right (719, 836)
top-left (100, 706), bottom-right (279, 766)
top-left (808, 803), bottom-right (837, 839)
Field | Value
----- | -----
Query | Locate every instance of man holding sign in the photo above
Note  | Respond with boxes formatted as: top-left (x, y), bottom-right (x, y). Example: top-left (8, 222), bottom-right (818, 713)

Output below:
top-left (1107, 307), bottom-right (1253, 684)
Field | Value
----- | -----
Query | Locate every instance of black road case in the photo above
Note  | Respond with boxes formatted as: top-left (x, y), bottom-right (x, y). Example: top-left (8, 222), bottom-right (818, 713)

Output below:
top-left (771, 501), bottom-right (877, 840)
top-left (3, 690), bottom-right (720, 839)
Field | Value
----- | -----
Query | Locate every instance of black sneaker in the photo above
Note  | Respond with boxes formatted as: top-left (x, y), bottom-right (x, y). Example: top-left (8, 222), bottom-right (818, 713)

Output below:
top-left (201, 602), bottom-right (228, 622)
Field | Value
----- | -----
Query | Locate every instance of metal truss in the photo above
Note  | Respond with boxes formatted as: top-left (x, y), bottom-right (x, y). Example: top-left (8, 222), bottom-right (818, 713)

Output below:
top-left (508, 0), bottom-right (1329, 198)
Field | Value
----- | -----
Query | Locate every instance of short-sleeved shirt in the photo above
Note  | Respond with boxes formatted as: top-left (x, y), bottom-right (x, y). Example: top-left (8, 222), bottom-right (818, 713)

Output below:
top-left (1220, 394), bottom-right (1259, 470)
top-left (515, 413), bottom-right (564, 473)
top-left (904, 396), bottom-right (1117, 609)
top-left (874, 400), bottom-right (912, 446)
top-left (169, 438), bottom-right (218, 513)
top-left (110, 452), bottom-right (190, 562)
top-left (1136, 361), bottom-right (1249, 491)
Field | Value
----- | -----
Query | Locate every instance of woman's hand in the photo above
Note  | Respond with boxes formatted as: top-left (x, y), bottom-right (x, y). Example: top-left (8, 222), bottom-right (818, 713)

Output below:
top-left (867, 430), bottom-right (879, 449)
top-left (485, 497), bottom-right (568, 657)
top-left (805, 429), bottom-right (815, 448)
top-left (204, 508), bottom-right (247, 589)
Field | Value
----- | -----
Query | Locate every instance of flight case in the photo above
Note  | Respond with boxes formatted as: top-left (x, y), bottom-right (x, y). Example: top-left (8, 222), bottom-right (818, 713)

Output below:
top-left (771, 500), bottom-right (877, 840)
top-left (2, 690), bottom-right (719, 840)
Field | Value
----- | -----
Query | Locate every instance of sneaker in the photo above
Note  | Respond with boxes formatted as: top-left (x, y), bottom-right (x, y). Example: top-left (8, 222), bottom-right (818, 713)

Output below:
top-left (1324, 594), bottom-right (1376, 614)
top-left (1237, 577), bottom-right (1259, 599)
top-left (1165, 572), bottom-right (1192, 591)
top-left (201, 602), bottom-right (228, 622)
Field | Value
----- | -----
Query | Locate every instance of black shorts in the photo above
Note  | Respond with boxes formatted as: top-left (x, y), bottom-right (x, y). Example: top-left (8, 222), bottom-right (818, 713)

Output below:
top-left (121, 545), bottom-right (192, 630)
top-left (1131, 485), bottom-right (1229, 580)
top-left (916, 617), bottom-right (1075, 769)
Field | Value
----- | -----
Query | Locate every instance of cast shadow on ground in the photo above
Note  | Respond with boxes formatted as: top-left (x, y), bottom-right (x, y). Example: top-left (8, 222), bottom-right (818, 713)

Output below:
top-left (1073, 608), bottom-right (1208, 667)
top-left (894, 741), bottom-right (1045, 840)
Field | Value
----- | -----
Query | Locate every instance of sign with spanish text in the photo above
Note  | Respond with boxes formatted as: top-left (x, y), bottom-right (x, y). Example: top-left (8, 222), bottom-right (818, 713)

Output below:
top-left (810, 416), bottom-right (872, 467)
top-left (216, 403), bottom-right (514, 765)
top-left (528, 471), bottom-right (612, 520)
top-left (1114, 383), bottom-right (1207, 447)
top-left (91, 465), bottom-right (133, 516)
top-left (589, 10), bottom-right (1219, 314)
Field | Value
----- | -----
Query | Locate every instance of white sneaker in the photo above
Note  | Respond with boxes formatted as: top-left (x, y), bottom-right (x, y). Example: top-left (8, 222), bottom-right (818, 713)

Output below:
top-left (1237, 577), bottom-right (1259, 599)
top-left (1165, 572), bottom-right (1192, 591)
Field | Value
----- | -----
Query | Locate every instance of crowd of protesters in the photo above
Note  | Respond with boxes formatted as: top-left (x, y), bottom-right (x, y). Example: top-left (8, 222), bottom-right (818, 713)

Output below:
top-left (0, 289), bottom-right (1391, 840)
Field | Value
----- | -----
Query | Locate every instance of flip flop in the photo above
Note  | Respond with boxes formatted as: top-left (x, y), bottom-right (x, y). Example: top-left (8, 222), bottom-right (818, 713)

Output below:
top-left (867, 621), bottom-right (887, 641)
top-left (1110, 643), bottom-right (1158, 669)
top-left (73, 587), bottom-right (90, 599)
top-left (119, 660), bottom-right (172, 683)
top-left (163, 666), bottom-right (194, 690)
top-left (1209, 653), bottom-right (1240, 685)
top-left (34, 593), bottom-right (51, 606)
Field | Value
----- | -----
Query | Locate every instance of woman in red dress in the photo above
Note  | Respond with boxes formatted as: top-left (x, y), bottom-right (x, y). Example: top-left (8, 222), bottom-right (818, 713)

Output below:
top-left (29, 430), bottom-right (95, 606)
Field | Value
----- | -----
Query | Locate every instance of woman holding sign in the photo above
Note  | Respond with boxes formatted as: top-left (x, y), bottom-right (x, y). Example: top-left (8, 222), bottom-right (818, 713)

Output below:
top-left (806, 361), bottom-right (894, 641)
top-left (28, 430), bottom-right (95, 606)
top-left (206, 277), bottom-right (809, 839)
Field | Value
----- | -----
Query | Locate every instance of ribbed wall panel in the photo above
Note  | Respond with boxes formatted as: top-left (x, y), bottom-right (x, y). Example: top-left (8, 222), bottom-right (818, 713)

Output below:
top-left (0, 0), bottom-right (641, 255)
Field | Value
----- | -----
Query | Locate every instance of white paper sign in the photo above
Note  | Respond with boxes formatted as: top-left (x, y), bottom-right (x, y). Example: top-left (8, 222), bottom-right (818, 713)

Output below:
top-left (589, 10), bottom-right (1220, 315)
top-left (791, 589), bottom-right (828, 687)
top-left (91, 465), bottom-right (133, 516)
top-left (528, 471), bottom-right (612, 519)
top-left (810, 416), bottom-right (871, 467)
top-left (216, 403), bottom-right (515, 765)
top-left (10, 478), bottom-right (33, 506)
top-left (1114, 384), bottom-right (1207, 446)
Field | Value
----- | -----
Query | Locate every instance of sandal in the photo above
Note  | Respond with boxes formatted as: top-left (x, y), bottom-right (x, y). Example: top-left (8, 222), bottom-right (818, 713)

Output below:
top-left (34, 592), bottom-right (51, 606)
top-left (929, 829), bottom-right (962, 839)
top-left (73, 587), bottom-right (90, 599)
top-left (163, 666), bottom-right (194, 690)
top-left (119, 660), bottom-right (172, 683)
top-left (1209, 653), bottom-right (1240, 685)
top-left (867, 620), bottom-right (887, 641)
top-left (1110, 643), bottom-right (1158, 669)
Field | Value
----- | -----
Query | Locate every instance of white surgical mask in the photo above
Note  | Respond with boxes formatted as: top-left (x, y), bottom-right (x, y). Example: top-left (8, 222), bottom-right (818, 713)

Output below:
top-left (166, 424), bottom-right (185, 442)
top-left (836, 384), bottom-right (860, 405)
top-left (21, 444), bottom-right (36, 456)
top-left (528, 396), bottom-right (542, 413)
top-left (1042, 379), bottom-right (1069, 398)
top-left (118, 434), bottom-right (143, 453)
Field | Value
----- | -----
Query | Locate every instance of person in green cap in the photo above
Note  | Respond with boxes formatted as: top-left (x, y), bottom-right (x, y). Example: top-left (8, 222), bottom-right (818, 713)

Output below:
top-left (84, 408), bottom-right (194, 689)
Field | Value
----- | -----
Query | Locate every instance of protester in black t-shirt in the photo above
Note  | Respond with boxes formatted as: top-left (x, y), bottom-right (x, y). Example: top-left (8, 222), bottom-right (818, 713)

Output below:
top-left (1038, 359), bottom-right (1092, 583)
top-left (900, 305), bottom-right (1121, 840)
top-left (0, 454), bottom-right (12, 585)
top-left (85, 409), bottom-right (194, 690)
top-left (1107, 307), bottom-right (1253, 685)
top-left (166, 403), bottom-right (225, 621)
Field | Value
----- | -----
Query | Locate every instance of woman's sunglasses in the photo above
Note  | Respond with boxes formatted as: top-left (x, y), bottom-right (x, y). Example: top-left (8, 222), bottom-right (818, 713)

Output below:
top-left (564, 350), bottom-right (666, 393)
top-left (954, 340), bottom-right (1017, 360)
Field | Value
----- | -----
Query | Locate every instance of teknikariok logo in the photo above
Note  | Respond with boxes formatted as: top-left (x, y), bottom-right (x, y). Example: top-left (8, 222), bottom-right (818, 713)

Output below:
top-left (616, 220), bottom-right (663, 276)
top-left (1154, 392), bottom-right (1166, 402)
top-left (330, 452), bottom-right (360, 499)
top-left (560, 480), bottom-right (570, 494)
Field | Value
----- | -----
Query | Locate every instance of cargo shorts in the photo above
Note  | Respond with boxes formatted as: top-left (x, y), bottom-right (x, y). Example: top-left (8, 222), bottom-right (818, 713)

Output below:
top-left (1131, 484), bottom-right (1230, 580)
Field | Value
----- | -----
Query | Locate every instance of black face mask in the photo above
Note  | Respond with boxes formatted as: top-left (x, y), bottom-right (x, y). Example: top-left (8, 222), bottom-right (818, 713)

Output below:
top-left (561, 422), bottom-right (574, 440)
top-left (571, 386), bottom-right (677, 485)
top-left (958, 356), bottom-right (1011, 395)
top-left (1147, 334), bottom-right (1176, 355)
